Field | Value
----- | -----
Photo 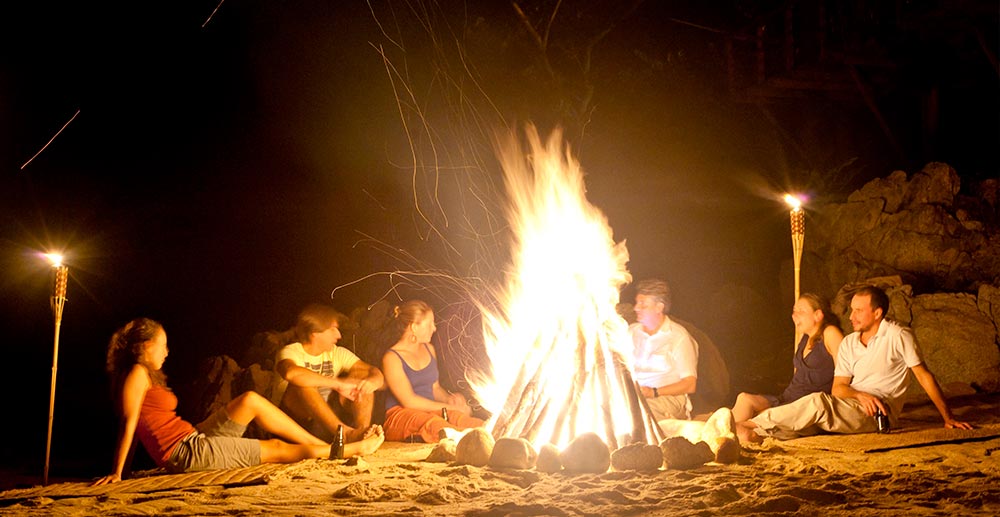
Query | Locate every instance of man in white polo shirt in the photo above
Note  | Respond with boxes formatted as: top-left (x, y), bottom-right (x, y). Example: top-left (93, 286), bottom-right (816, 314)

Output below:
top-left (629, 278), bottom-right (699, 421)
top-left (737, 285), bottom-right (971, 442)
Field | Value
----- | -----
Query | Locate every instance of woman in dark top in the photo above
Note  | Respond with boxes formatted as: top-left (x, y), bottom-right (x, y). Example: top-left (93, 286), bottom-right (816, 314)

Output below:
top-left (732, 293), bottom-right (843, 423)
top-left (381, 300), bottom-right (485, 443)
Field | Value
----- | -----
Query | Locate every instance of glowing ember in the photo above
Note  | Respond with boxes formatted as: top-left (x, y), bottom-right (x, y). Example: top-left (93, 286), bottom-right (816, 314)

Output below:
top-left (469, 126), bottom-right (651, 451)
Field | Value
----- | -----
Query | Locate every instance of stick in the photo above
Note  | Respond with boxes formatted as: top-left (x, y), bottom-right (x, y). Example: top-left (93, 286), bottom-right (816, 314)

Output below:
top-left (593, 339), bottom-right (618, 450)
top-left (617, 362), bottom-right (647, 445)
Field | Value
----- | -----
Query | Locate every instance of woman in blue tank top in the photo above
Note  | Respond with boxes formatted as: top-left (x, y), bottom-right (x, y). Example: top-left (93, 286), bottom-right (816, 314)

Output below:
top-left (732, 293), bottom-right (843, 423)
top-left (381, 300), bottom-right (485, 442)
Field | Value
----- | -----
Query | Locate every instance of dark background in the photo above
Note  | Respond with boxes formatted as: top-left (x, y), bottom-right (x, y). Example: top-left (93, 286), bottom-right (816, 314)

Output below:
top-left (2, 1), bottom-right (996, 483)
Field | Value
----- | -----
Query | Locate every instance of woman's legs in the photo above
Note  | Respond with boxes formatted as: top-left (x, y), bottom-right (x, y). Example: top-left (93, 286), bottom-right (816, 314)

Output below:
top-left (448, 410), bottom-right (485, 431)
top-left (258, 427), bottom-right (385, 463)
top-left (383, 406), bottom-right (485, 443)
top-left (732, 392), bottom-right (773, 423)
top-left (226, 391), bottom-right (326, 446)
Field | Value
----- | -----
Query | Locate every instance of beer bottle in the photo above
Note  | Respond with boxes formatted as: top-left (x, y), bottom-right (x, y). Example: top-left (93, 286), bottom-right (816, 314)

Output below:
top-left (334, 424), bottom-right (346, 458)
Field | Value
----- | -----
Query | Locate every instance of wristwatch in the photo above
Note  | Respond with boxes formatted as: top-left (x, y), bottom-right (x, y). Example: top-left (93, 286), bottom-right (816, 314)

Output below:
top-left (653, 387), bottom-right (659, 397)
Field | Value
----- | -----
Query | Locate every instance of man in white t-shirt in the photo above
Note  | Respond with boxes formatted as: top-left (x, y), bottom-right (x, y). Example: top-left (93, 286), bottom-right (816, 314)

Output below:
top-left (629, 278), bottom-right (699, 421)
top-left (276, 304), bottom-right (385, 443)
top-left (737, 286), bottom-right (972, 442)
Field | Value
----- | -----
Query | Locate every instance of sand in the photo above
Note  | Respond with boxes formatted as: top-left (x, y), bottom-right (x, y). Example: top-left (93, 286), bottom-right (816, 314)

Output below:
top-left (2, 394), bottom-right (998, 516)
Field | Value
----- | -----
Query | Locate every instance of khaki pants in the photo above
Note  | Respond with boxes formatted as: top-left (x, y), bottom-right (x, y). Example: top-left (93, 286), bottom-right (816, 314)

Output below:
top-left (646, 393), bottom-right (691, 421)
top-left (750, 392), bottom-right (878, 440)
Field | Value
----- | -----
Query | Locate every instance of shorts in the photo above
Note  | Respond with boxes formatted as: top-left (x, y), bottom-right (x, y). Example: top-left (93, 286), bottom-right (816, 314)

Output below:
top-left (166, 406), bottom-right (262, 473)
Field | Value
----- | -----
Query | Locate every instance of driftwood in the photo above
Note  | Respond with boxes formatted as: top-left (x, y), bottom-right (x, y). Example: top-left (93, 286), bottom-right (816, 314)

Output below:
top-left (491, 320), bottom-right (660, 449)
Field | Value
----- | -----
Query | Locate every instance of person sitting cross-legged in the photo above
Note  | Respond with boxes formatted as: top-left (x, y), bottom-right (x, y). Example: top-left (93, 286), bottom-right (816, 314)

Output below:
top-left (381, 300), bottom-right (485, 443)
top-left (276, 303), bottom-right (385, 444)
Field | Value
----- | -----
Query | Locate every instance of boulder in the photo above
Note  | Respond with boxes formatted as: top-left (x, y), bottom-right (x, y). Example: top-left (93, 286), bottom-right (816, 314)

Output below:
top-left (610, 443), bottom-right (662, 471)
top-left (536, 444), bottom-right (562, 473)
top-left (488, 437), bottom-right (537, 469)
top-left (425, 439), bottom-right (457, 463)
top-left (659, 436), bottom-right (713, 470)
top-left (455, 428), bottom-right (495, 467)
top-left (559, 432), bottom-right (611, 474)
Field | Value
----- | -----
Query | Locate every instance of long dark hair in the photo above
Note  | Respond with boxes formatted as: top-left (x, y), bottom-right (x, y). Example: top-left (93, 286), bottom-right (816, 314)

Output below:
top-left (106, 317), bottom-right (166, 393)
top-left (799, 293), bottom-right (840, 349)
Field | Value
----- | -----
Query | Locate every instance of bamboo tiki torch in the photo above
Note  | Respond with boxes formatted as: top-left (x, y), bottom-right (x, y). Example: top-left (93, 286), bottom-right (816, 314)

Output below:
top-left (44, 253), bottom-right (68, 486)
top-left (784, 195), bottom-right (805, 353)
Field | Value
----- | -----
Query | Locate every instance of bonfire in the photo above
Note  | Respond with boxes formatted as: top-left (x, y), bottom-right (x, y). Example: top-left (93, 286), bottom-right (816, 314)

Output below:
top-left (468, 126), bottom-right (661, 452)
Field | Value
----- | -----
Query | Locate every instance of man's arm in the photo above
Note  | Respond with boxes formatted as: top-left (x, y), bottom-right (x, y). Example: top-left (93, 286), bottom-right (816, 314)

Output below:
top-left (910, 364), bottom-right (973, 429)
top-left (644, 330), bottom-right (698, 398)
top-left (831, 375), bottom-right (885, 416)
top-left (642, 376), bottom-right (696, 398)
top-left (347, 360), bottom-right (384, 395)
top-left (276, 359), bottom-right (345, 389)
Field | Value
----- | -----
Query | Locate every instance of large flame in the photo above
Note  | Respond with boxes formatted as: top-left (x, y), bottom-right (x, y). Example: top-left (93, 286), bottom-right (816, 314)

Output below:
top-left (469, 126), bottom-right (638, 451)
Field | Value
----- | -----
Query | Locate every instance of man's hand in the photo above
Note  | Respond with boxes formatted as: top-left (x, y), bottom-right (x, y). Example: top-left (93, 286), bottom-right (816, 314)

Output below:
top-left (853, 391), bottom-right (886, 417)
top-left (333, 380), bottom-right (359, 402)
top-left (943, 417), bottom-right (973, 430)
top-left (354, 378), bottom-right (379, 397)
top-left (92, 473), bottom-right (121, 486)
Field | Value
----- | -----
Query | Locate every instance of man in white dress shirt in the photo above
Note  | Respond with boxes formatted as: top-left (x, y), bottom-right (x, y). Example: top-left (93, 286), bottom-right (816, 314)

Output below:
top-left (629, 278), bottom-right (699, 421)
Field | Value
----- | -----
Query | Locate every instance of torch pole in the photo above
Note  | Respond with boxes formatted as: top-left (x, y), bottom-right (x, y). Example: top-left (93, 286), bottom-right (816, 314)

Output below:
top-left (44, 264), bottom-right (68, 486)
top-left (790, 206), bottom-right (804, 353)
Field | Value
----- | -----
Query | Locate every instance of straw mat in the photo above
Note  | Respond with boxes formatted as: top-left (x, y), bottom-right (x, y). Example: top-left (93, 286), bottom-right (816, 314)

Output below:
top-left (780, 422), bottom-right (1000, 453)
top-left (0, 462), bottom-right (293, 503)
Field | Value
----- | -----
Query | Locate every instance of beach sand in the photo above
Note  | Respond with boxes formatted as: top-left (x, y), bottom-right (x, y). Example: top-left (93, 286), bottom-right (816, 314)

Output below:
top-left (2, 393), bottom-right (997, 516)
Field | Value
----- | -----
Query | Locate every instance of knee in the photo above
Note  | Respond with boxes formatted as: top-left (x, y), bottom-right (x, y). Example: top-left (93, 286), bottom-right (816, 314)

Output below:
top-left (236, 390), bottom-right (265, 407)
top-left (734, 392), bottom-right (752, 406)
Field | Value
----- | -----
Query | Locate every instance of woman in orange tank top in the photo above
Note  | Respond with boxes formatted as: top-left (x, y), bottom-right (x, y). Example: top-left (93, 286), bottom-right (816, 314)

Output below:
top-left (93, 318), bottom-right (384, 485)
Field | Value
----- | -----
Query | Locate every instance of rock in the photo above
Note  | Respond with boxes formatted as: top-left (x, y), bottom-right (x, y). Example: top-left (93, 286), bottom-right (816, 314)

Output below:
top-left (660, 436), bottom-right (713, 470)
top-left (908, 292), bottom-right (1000, 394)
top-left (559, 432), bottom-right (611, 474)
top-left (809, 162), bottom-right (999, 293)
top-left (610, 443), bottom-right (662, 471)
top-left (903, 162), bottom-right (960, 208)
top-left (455, 428), bottom-right (494, 467)
top-left (674, 317), bottom-right (730, 414)
top-left (700, 407), bottom-right (741, 464)
top-left (425, 439), bottom-right (457, 463)
top-left (536, 444), bottom-right (562, 473)
top-left (488, 437), bottom-right (537, 469)
top-left (712, 437), bottom-right (741, 465)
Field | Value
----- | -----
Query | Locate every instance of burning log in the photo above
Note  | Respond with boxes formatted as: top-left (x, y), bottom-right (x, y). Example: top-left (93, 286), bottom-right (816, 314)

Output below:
top-left (489, 324), bottom-right (662, 450)
top-left (593, 338), bottom-right (619, 450)
top-left (520, 399), bottom-right (551, 444)
top-left (490, 337), bottom-right (558, 438)
top-left (616, 359), bottom-right (647, 445)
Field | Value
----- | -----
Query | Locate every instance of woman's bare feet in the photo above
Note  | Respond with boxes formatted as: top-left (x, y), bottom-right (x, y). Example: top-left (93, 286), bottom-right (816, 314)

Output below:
top-left (344, 425), bottom-right (384, 457)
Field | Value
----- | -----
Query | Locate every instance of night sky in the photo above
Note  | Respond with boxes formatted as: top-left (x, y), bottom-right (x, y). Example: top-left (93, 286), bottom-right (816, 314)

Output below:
top-left (2, 1), bottom-right (997, 481)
